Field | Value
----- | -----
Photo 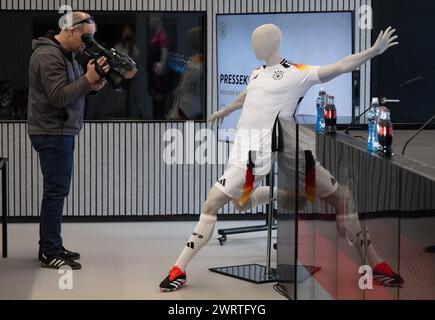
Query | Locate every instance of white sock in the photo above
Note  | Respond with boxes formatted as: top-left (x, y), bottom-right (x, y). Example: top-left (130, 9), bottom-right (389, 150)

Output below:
top-left (345, 212), bottom-right (382, 266)
top-left (339, 187), bottom-right (383, 267)
top-left (174, 213), bottom-right (217, 271)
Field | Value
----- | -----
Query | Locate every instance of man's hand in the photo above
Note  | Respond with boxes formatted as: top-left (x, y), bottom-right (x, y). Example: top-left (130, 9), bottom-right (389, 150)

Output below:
top-left (85, 56), bottom-right (110, 84)
top-left (90, 78), bottom-right (108, 91)
top-left (372, 26), bottom-right (399, 55)
top-left (208, 109), bottom-right (228, 125)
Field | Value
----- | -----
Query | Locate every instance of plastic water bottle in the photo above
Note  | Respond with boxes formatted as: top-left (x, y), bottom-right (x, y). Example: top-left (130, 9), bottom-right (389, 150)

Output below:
top-left (367, 97), bottom-right (380, 152)
top-left (316, 88), bottom-right (327, 132)
top-left (324, 95), bottom-right (337, 135)
top-left (377, 106), bottom-right (394, 156)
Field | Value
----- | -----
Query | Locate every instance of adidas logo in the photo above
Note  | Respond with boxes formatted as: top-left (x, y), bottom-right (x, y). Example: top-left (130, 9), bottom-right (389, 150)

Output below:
top-left (218, 179), bottom-right (226, 187)
top-left (281, 60), bottom-right (293, 68)
top-left (186, 242), bottom-right (195, 249)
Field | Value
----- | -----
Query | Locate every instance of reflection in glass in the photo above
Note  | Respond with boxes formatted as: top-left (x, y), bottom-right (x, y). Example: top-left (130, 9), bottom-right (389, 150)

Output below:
top-left (277, 116), bottom-right (410, 300)
top-left (147, 14), bottom-right (170, 120)
top-left (0, 11), bottom-right (206, 121)
top-left (114, 24), bottom-right (140, 118)
top-left (166, 26), bottom-right (204, 121)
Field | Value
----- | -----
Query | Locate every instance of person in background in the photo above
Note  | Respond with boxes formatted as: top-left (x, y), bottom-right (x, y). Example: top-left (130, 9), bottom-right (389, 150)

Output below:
top-left (166, 26), bottom-right (204, 121)
top-left (115, 24), bottom-right (140, 117)
top-left (147, 15), bottom-right (169, 120)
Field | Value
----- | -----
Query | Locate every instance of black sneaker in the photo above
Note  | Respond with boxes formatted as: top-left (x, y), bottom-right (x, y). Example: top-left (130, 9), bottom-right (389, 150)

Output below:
top-left (39, 247), bottom-right (80, 261)
top-left (40, 253), bottom-right (82, 270)
top-left (62, 247), bottom-right (80, 260)
top-left (159, 266), bottom-right (187, 292)
top-left (373, 262), bottom-right (404, 288)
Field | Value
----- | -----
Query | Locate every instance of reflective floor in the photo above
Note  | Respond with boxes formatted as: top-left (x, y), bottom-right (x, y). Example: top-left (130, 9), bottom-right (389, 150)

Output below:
top-left (0, 221), bottom-right (288, 300)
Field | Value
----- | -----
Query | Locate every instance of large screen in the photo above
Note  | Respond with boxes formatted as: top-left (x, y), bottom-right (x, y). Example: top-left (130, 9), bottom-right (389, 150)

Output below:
top-left (0, 11), bottom-right (206, 121)
top-left (217, 12), bottom-right (353, 141)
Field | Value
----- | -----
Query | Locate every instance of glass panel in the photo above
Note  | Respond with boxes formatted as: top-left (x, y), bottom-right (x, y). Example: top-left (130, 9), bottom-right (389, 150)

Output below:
top-left (399, 163), bottom-right (435, 300)
top-left (277, 114), bottom-right (433, 300)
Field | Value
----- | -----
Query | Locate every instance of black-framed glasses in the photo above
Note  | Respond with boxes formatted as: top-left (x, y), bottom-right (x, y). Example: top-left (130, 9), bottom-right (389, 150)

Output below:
top-left (72, 16), bottom-right (94, 27)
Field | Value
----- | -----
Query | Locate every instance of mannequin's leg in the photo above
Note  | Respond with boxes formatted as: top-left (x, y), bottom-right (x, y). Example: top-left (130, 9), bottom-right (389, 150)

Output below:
top-left (174, 186), bottom-right (232, 270)
top-left (232, 186), bottom-right (273, 211)
top-left (324, 185), bottom-right (382, 267)
top-left (159, 186), bottom-right (231, 291)
top-left (231, 171), bottom-right (381, 265)
top-left (324, 184), bottom-right (404, 287)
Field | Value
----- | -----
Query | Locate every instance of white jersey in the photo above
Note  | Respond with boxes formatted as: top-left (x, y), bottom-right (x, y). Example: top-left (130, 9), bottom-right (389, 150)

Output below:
top-left (227, 59), bottom-right (322, 175)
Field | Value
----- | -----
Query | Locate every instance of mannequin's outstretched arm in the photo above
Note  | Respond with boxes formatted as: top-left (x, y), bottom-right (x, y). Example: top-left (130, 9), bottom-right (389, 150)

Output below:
top-left (209, 90), bottom-right (247, 125)
top-left (318, 27), bottom-right (399, 83)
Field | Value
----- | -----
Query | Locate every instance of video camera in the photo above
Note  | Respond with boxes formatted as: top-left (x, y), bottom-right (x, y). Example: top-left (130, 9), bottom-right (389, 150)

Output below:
top-left (81, 33), bottom-right (138, 90)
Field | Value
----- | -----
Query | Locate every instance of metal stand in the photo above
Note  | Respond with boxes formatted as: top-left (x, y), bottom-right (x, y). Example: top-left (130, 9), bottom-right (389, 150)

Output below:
top-left (210, 159), bottom-right (279, 284)
top-left (1, 158), bottom-right (8, 258)
top-left (217, 224), bottom-right (277, 246)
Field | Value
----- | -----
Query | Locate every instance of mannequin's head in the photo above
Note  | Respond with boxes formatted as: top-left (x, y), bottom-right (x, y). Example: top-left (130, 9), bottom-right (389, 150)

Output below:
top-left (251, 24), bottom-right (282, 61)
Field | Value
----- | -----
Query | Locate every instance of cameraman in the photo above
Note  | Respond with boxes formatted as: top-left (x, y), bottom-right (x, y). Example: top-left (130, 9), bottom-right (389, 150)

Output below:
top-left (27, 12), bottom-right (109, 270)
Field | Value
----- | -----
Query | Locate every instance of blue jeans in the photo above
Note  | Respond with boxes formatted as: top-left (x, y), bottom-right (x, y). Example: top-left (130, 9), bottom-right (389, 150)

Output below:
top-left (30, 135), bottom-right (75, 257)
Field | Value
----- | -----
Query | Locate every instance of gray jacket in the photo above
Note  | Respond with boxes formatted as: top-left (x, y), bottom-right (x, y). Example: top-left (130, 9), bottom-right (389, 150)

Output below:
top-left (27, 36), bottom-right (92, 136)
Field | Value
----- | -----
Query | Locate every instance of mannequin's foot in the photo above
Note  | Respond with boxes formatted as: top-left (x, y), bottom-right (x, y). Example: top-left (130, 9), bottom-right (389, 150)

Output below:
top-left (373, 262), bottom-right (404, 287)
top-left (159, 266), bottom-right (187, 292)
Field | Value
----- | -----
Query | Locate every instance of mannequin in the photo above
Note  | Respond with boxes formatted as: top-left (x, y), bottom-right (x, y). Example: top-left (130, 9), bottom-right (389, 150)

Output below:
top-left (159, 24), bottom-right (401, 292)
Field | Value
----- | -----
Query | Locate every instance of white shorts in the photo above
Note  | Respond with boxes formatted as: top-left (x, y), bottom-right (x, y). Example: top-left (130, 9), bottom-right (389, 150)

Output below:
top-left (215, 162), bottom-right (338, 200)
top-left (215, 165), bottom-right (265, 199)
